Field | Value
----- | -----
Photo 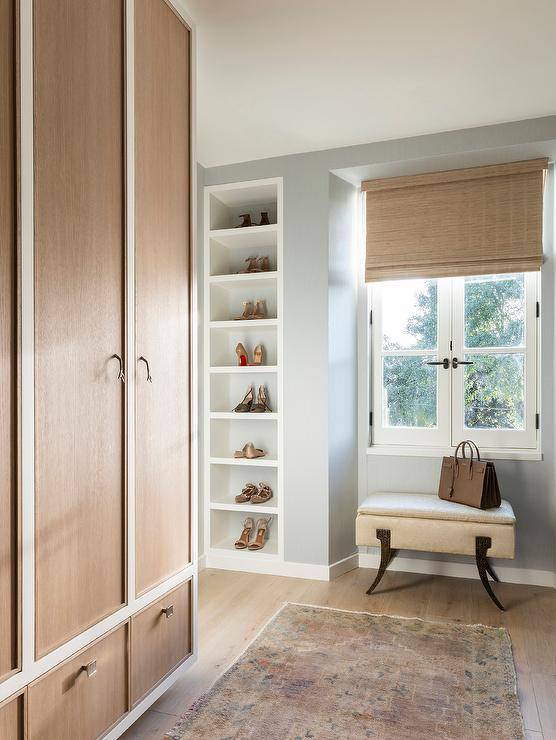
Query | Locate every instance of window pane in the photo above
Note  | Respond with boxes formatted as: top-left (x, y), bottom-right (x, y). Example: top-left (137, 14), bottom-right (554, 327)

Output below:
top-left (382, 279), bottom-right (437, 351)
top-left (383, 356), bottom-right (437, 427)
top-left (464, 274), bottom-right (525, 348)
top-left (464, 353), bottom-right (524, 430)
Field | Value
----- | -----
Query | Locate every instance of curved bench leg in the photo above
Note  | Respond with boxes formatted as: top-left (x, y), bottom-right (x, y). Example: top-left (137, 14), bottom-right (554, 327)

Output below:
top-left (485, 559), bottom-right (500, 583)
top-left (475, 536), bottom-right (505, 611)
top-left (366, 529), bottom-right (395, 595)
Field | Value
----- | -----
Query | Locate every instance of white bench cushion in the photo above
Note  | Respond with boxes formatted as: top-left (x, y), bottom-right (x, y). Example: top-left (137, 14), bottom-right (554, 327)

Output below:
top-left (358, 492), bottom-right (515, 524)
top-left (356, 492), bottom-right (515, 558)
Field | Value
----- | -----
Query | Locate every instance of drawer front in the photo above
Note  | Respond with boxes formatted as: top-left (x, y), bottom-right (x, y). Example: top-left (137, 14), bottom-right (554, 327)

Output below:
top-left (0, 693), bottom-right (24, 739)
top-left (131, 580), bottom-right (192, 704)
top-left (28, 624), bottom-right (128, 740)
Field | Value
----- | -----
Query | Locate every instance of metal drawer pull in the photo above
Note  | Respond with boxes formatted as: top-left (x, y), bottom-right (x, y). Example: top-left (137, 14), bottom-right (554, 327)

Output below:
top-left (138, 356), bottom-right (153, 383)
top-left (162, 605), bottom-right (174, 619)
top-left (110, 354), bottom-right (126, 383)
top-left (452, 357), bottom-right (474, 369)
top-left (83, 660), bottom-right (97, 678)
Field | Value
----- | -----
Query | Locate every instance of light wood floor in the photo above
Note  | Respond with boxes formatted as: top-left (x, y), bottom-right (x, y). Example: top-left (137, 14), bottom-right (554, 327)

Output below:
top-left (123, 567), bottom-right (556, 740)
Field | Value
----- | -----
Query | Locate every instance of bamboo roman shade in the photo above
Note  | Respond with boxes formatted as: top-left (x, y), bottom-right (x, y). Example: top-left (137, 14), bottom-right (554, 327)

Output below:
top-left (363, 158), bottom-right (548, 282)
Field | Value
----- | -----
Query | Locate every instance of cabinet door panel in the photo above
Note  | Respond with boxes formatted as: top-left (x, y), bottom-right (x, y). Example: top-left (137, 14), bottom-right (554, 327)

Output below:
top-left (135, 0), bottom-right (191, 594)
top-left (0, 0), bottom-right (19, 681)
top-left (33, 0), bottom-right (126, 656)
top-left (131, 580), bottom-right (192, 704)
top-left (28, 625), bottom-right (128, 740)
top-left (0, 693), bottom-right (24, 740)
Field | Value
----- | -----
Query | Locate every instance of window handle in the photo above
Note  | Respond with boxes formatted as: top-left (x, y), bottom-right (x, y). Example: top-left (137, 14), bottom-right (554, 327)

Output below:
top-left (452, 357), bottom-right (474, 369)
top-left (426, 358), bottom-right (450, 369)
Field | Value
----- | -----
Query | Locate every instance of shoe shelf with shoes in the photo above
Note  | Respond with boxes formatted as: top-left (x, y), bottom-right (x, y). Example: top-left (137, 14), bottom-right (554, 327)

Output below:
top-left (204, 177), bottom-right (283, 569)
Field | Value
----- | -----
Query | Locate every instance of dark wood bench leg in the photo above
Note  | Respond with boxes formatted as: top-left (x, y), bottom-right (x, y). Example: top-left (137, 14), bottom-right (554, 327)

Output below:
top-left (366, 529), bottom-right (396, 595)
top-left (475, 536), bottom-right (505, 611)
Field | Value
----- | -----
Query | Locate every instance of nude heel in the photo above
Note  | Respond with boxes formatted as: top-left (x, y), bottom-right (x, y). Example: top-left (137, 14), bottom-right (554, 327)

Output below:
top-left (235, 518), bottom-right (254, 549)
top-left (235, 342), bottom-right (248, 366)
top-left (251, 344), bottom-right (264, 366)
top-left (248, 517), bottom-right (272, 550)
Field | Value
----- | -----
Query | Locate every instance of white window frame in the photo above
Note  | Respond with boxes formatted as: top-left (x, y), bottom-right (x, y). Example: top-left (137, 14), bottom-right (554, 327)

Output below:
top-left (368, 272), bottom-right (540, 459)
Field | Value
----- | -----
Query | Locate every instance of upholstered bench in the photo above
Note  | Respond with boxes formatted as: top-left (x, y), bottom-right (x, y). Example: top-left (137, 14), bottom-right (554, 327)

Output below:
top-left (356, 492), bottom-right (516, 610)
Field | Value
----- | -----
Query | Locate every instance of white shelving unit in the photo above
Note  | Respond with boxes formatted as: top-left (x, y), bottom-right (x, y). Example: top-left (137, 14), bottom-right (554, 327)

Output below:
top-left (204, 178), bottom-right (284, 570)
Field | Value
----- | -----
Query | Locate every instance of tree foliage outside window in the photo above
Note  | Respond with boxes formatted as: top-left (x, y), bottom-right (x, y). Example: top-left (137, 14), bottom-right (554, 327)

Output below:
top-left (382, 275), bottom-right (525, 430)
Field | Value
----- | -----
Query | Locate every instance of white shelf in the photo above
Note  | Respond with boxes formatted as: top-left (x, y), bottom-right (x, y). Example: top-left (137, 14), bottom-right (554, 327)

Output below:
top-left (209, 411), bottom-right (278, 421)
top-left (209, 319), bottom-right (278, 329)
top-left (208, 224), bottom-right (277, 249)
top-left (209, 272), bottom-right (278, 287)
top-left (210, 502), bottom-right (278, 515)
top-left (210, 365), bottom-right (278, 374)
top-left (209, 456), bottom-right (278, 467)
top-left (209, 540), bottom-right (279, 558)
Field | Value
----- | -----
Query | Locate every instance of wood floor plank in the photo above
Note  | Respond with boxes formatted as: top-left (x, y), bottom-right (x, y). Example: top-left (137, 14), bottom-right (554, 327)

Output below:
top-left (126, 567), bottom-right (556, 738)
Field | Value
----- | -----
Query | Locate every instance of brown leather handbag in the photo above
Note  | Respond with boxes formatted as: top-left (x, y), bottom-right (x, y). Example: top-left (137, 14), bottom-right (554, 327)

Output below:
top-left (438, 440), bottom-right (501, 509)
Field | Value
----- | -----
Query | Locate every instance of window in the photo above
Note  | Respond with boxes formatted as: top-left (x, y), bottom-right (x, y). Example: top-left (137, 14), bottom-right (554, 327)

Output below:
top-left (370, 273), bottom-right (538, 452)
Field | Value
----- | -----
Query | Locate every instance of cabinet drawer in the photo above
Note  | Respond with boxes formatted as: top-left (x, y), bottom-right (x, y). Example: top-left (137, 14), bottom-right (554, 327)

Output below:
top-left (28, 624), bottom-right (128, 740)
top-left (0, 692), bottom-right (24, 739)
top-left (131, 580), bottom-right (192, 704)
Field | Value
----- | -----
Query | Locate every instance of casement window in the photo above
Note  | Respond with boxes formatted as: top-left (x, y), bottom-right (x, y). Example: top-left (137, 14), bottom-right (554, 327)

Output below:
top-left (369, 272), bottom-right (539, 452)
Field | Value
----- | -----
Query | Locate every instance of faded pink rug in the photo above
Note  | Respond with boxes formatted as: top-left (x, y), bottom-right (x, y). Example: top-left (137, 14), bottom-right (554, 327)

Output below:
top-left (166, 603), bottom-right (523, 739)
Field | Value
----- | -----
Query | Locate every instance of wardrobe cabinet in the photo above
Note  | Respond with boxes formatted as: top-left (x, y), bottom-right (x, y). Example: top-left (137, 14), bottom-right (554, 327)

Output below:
top-left (33, 0), bottom-right (126, 657)
top-left (135, 0), bottom-right (191, 595)
top-left (0, 0), bottom-right (19, 683)
top-left (0, 0), bottom-right (195, 736)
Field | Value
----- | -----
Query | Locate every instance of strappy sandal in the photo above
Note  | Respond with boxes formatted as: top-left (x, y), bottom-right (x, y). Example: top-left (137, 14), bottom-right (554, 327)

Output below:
top-left (251, 385), bottom-right (272, 413)
top-left (233, 386), bottom-right (254, 412)
top-left (251, 483), bottom-right (273, 504)
top-left (239, 256), bottom-right (261, 273)
top-left (234, 443), bottom-right (266, 459)
top-left (235, 301), bottom-right (254, 320)
top-left (234, 517), bottom-right (254, 549)
top-left (235, 483), bottom-right (258, 504)
top-left (257, 256), bottom-right (270, 272)
top-left (253, 300), bottom-right (266, 320)
top-left (248, 517), bottom-right (272, 550)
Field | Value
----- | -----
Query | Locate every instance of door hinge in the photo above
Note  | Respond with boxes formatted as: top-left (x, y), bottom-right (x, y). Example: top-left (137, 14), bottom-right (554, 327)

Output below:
top-left (369, 411), bottom-right (373, 427)
top-left (536, 413), bottom-right (540, 430)
top-left (536, 301), bottom-right (540, 318)
top-left (369, 310), bottom-right (373, 325)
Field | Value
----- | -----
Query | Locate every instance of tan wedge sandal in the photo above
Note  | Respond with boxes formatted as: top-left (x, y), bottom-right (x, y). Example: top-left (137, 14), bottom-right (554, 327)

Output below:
top-left (251, 483), bottom-right (273, 504)
top-left (235, 483), bottom-right (258, 503)
top-left (235, 301), bottom-right (254, 320)
top-left (234, 517), bottom-right (254, 549)
top-left (234, 443), bottom-right (266, 459)
top-left (248, 517), bottom-right (272, 550)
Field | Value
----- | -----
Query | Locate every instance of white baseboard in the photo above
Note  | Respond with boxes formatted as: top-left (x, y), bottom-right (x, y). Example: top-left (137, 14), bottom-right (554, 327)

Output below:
top-left (358, 550), bottom-right (556, 589)
top-left (329, 552), bottom-right (359, 580)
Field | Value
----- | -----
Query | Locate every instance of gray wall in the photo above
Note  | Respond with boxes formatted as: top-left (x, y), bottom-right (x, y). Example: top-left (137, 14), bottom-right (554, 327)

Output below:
top-left (201, 115), bottom-right (556, 575)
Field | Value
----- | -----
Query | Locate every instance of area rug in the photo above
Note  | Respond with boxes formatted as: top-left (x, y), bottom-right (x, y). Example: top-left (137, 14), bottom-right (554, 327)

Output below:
top-left (166, 603), bottom-right (523, 739)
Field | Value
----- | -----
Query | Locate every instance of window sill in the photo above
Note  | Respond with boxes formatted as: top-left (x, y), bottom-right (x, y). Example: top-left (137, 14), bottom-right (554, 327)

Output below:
top-left (366, 445), bottom-right (542, 462)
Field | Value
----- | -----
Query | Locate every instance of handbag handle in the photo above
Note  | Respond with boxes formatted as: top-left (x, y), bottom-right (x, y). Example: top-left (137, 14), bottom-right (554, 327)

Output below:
top-left (454, 439), bottom-right (481, 462)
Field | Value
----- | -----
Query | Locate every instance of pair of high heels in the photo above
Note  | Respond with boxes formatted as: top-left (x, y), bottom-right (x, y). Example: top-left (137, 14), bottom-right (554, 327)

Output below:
top-left (235, 300), bottom-right (266, 321)
top-left (234, 517), bottom-right (272, 550)
top-left (236, 343), bottom-right (264, 367)
top-left (235, 212), bottom-right (270, 228)
top-left (235, 482), bottom-right (273, 504)
top-left (239, 256), bottom-right (270, 274)
top-left (233, 385), bottom-right (272, 413)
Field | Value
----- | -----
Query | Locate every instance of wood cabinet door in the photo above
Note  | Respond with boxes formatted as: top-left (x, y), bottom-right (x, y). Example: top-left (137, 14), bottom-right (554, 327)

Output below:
top-left (135, 0), bottom-right (191, 595)
top-left (33, 0), bottom-right (126, 656)
top-left (0, 0), bottom-right (19, 682)
top-left (0, 693), bottom-right (24, 740)
top-left (28, 624), bottom-right (128, 740)
top-left (131, 579), bottom-right (192, 704)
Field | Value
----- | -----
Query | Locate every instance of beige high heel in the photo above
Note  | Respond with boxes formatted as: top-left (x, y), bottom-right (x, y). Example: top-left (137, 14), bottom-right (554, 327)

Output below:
top-left (251, 344), bottom-right (264, 366)
top-left (253, 300), bottom-right (267, 320)
top-left (234, 443), bottom-right (266, 459)
top-left (248, 517), bottom-right (272, 550)
top-left (234, 518), bottom-right (254, 549)
top-left (235, 342), bottom-right (248, 366)
top-left (235, 301), bottom-right (254, 320)
top-left (251, 385), bottom-right (272, 413)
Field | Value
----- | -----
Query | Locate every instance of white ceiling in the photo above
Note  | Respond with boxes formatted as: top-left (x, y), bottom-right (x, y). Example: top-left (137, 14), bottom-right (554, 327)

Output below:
top-left (188, 0), bottom-right (556, 168)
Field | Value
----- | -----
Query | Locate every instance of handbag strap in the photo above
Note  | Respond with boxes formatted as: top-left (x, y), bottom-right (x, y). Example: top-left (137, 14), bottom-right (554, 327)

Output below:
top-left (461, 439), bottom-right (481, 461)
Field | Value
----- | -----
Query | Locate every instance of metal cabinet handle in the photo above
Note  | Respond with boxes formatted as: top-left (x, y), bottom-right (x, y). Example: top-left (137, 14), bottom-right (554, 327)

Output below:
top-left (110, 354), bottom-right (125, 382)
top-left (162, 605), bottom-right (174, 619)
top-left (426, 358), bottom-right (450, 369)
top-left (452, 357), bottom-right (474, 369)
top-left (83, 659), bottom-right (97, 678)
top-left (138, 356), bottom-right (153, 383)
